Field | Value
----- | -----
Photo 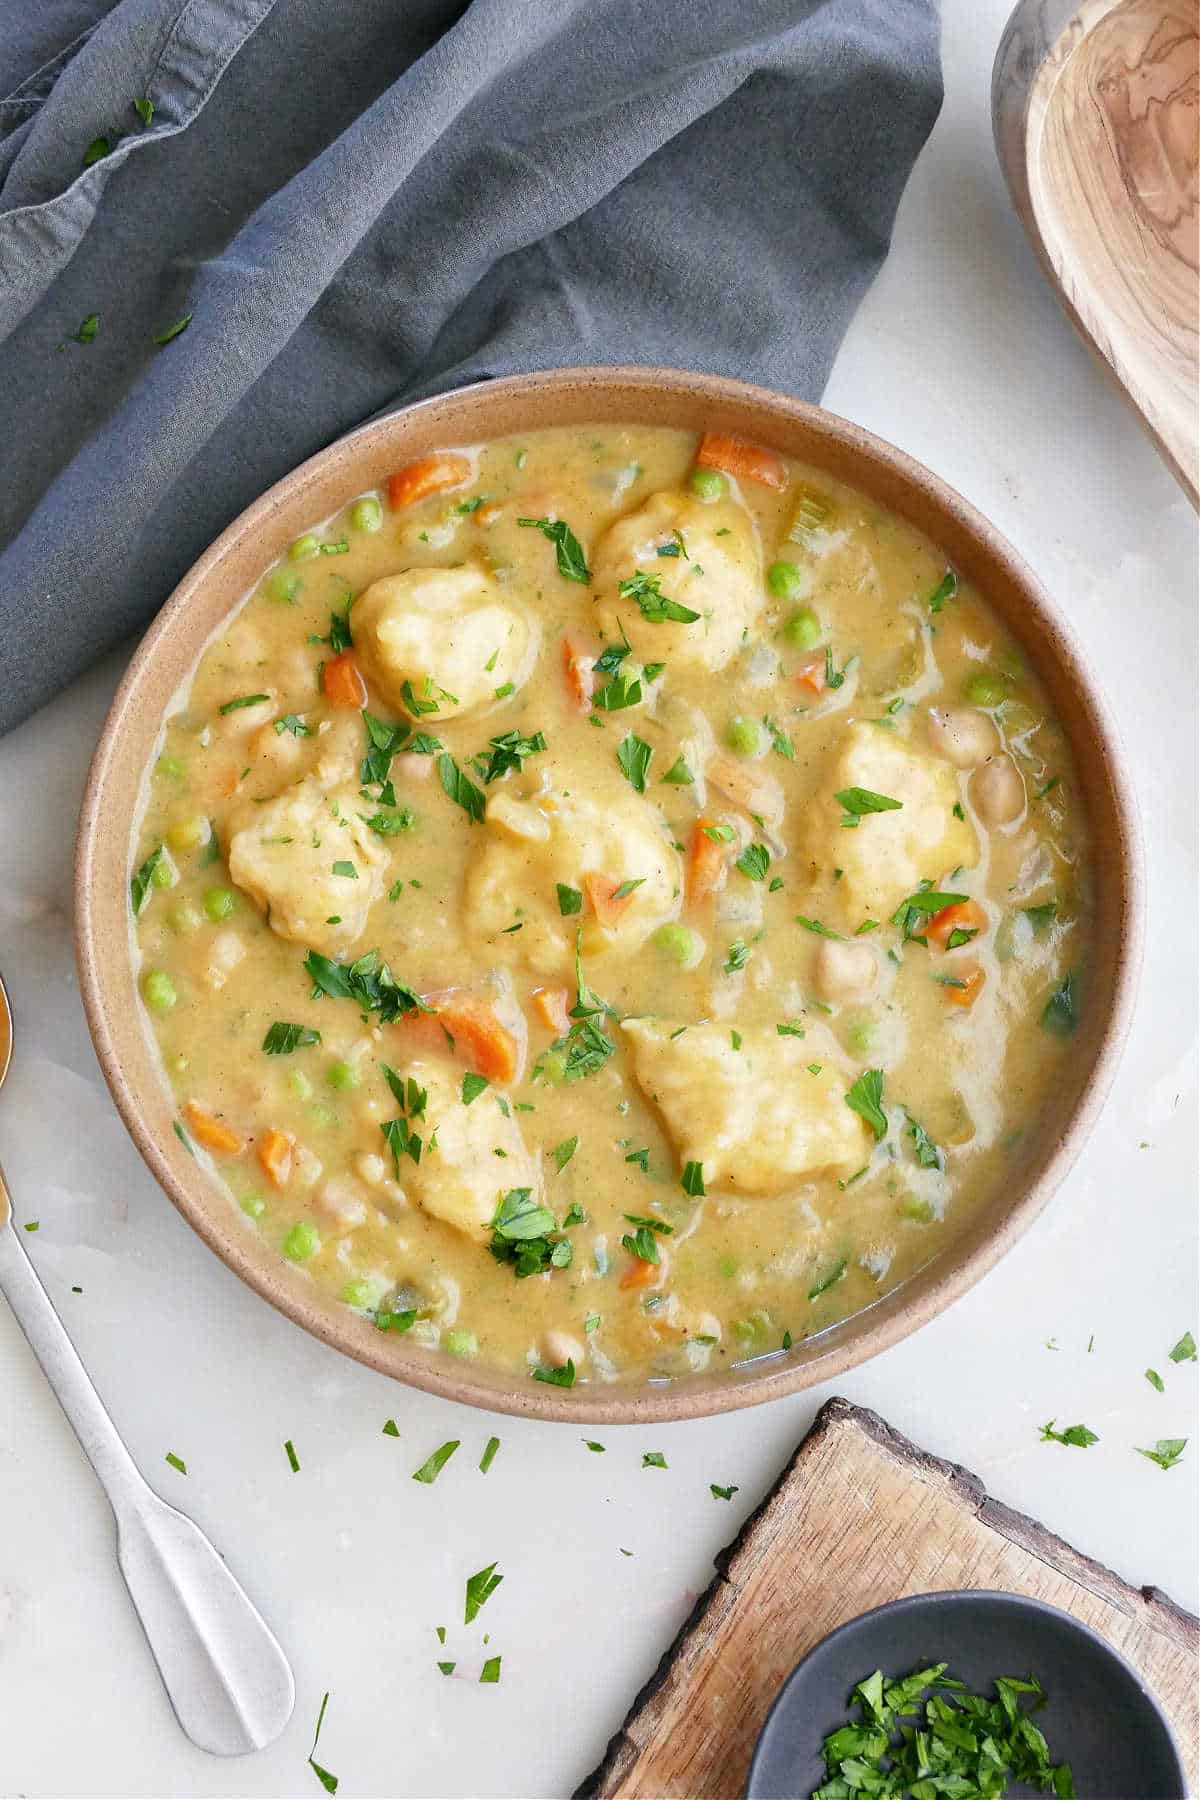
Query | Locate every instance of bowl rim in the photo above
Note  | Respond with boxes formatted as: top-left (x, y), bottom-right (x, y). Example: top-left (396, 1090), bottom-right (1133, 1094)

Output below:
top-left (745, 1588), bottom-right (1188, 1798)
top-left (74, 363), bottom-right (1145, 1424)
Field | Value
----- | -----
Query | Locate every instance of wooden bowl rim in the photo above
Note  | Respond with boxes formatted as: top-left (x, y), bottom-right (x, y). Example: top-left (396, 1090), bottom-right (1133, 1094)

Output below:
top-left (74, 365), bottom-right (1144, 1423)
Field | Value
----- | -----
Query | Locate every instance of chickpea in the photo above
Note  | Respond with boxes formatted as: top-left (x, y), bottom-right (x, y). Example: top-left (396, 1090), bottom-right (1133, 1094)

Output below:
top-left (812, 937), bottom-right (877, 1003)
top-left (970, 755), bottom-right (1025, 826)
top-left (926, 706), bottom-right (997, 769)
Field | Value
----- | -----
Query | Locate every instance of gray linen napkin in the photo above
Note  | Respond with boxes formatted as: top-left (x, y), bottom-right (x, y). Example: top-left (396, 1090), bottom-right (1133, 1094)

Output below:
top-left (0, 0), bottom-right (941, 736)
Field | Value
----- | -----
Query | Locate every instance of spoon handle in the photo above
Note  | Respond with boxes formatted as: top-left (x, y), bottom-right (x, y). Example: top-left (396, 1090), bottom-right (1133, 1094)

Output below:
top-left (0, 1197), bottom-right (295, 1755)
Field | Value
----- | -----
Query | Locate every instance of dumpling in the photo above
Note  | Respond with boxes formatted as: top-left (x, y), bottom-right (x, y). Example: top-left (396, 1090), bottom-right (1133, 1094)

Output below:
top-left (352, 565), bottom-right (534, 719)
top-left (813, 723), bottom-right (978, 924)
top-left (227, 778), bottom-right (390, 954)
top-left (401, 1059), bottom-right (538, 1235)
top-left (465, 772), bottom-right (683, 975)
top-left (621, 1019), bottom-right (868, 1192)
top-left (591, 490), bottom-right (763, 673)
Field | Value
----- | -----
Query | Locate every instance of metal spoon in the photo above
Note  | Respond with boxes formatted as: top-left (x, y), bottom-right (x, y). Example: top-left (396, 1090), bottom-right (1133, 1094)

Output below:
top-left (0, 970), bottom-right (294, 1754)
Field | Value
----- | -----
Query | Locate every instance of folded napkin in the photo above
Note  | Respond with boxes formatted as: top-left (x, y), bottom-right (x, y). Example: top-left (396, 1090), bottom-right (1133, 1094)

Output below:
top-left (0, 0), bottom-right (941, 736)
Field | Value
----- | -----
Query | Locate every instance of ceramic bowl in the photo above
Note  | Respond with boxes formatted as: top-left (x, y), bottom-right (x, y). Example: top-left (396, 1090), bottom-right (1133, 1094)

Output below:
top-left (746, 1590), bottom-right (1187, 1798)
top-left (75, 366), bottom-right (1143, 1423)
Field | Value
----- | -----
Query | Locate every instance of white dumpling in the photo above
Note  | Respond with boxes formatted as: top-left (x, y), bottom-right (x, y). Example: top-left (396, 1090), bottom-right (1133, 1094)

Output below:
top-left (402, 1060), bottom-right (538, 1235)
top-left (466, 772), bottom-right (683, 975)
top-left (352, 565), bottom-right (533, 719)
top-left (591, 490), bottom-right (763, 673)
top-left (621, 1019), bottom-right (868, 1192)
top-left (227, 778), bottom-right (389, 954)
top-left (814, 723), bottom-right (978, 924)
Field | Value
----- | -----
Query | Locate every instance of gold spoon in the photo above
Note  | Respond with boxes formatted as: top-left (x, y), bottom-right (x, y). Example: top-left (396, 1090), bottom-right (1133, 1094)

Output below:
top-left (0, 970), bottom-right (294, 1754)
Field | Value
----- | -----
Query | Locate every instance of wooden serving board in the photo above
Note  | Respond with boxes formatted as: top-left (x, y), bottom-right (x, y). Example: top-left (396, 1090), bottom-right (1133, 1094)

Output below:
top-left (577, 1398), bottom-right (1198, 1798)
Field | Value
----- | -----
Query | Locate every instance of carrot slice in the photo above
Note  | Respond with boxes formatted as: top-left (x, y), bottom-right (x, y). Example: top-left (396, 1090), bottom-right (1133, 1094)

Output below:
top-left (695, 431), bottom-right (788, 491)
top-left (256, 1128), bottom-right (294, 1188)
top-left (620, 1253), bottom-right (664, 1292)
top-left (925, 899), bottom-right (987, 950)
top-left (395, 993), bottom-right (520, 1085)
top-left (386, 453), bottom-right (472, 510)
top-left (943, 966), bottom-right (986, 1008)
top-left (562, 636), bottom-right (594, 711)
top-left (531, 987), bottom-right (571, 1034)
top-left (322, 649), bottom-right (367, 710)
top-left (583, 871), bottom-right (637, 930)
top-left (794, 655), bottom-right (827, 696)
top-left (686, 818), bottom-right (729, 905)
top-left (182, 1101), bottom-right (243, 1156)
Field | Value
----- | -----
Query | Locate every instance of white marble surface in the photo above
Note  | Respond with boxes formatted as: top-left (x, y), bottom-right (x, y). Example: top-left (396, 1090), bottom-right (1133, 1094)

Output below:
top-left (1, 4), bottom-right (1196, 1795)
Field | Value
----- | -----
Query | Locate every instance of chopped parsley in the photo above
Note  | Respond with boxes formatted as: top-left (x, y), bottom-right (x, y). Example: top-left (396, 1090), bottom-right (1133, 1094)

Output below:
top-left (517, 515), bottom-right (591, 583)
top-left (556, 883), bottom-right (583, 916)
top-left (1039, 1421), bottom-right (1099, 1448)
top-left (927, 569), bottom-right (958, 612)
top-left (618, 570), bottom-right (700, 624)
top-left (327, 607), bottom-right (353, 652)
top-left (437, 753), bottom-right (486, 822)
top-left (304, 948), bottom-right (428, 1022)
top-left (624, 1212), bottom-right (673, 1235)
top-left (642, 1451), bottom-right (668, 1469)
top-left (616, 732), bottom-right (652, 792)
top-left (735, 843), bottom-right (771, 881)
top-left (74, 312), bottom-right (100, 344)
top-left (764, 715), bottom-right (795, 760)
top-left (262, 1022), bottom-right (321, 1055)
top-left (474, 728), bottom-right (547, 783)
top-left (661, 754), bottom-right (694, 785)
top-left (1169, 1331), bottom-right (1197, 1363)
top-left (489, 1188), bottom-right (572, 1278)
top-left (367, 807), bottom-right (417, 835)
top-left (593, 668), bottom-right (643, 711)
top-left (461, 1072), bottom-right (489, 1105)
top-left (584, 1440), bottom-right (606, 1453)
top-left (1023, 900), bottom-right (1058, 933)
top-left (218, 692), bottom-right (269, 715)
top-left (796, 915), bottom-right (841, 938)
top-left (710, 1484), bottom-right (739, 1501)
top-left (464, 1562), bottom-right (503, 1624)
top-left (360, 711), bottom-right (410, 787)
top-left (1137, 1438), bottom-right (1187, 1471)
top-left (625, 1147), bottom-right (650, 1171)
top-left (845, 1068), bottom-right (887, 1139)
top-left (284, 1439), bottom-right (300, 1473)
top-left (275, 713), bottom-right (313, 737)
top-left (153, 313), bottom-right (194, 347)
top-left (382, 1419), bottom-right (400, 1437)
top-left (622, 1225), bottom-right (660, 1265)
top-left (808, 1256), bottom-right (848, 1300)
top-left (479, 1655), bottom-right (502, 1683)
top-left (551, 1136), bottom-right (579, 1172)
top-left (165, 1452), bottom-right (187, 1475)
top-left (412, 1440), bottom-right (460, 1484)
top-left (724, 939), bottom-right (750, 974)
top-left (891, 887), bottom-right (968, 942)
top-left (1146, 1368), bottom-right (1165, 1393)
top-left (307, 1693), bottom-right (338, 1795)
top-left (1041, 972), bottom-right (1078, 1036)
top-left (532, 1359), bottom-right (575, 1388)
top-left (681, 1160), bottom-right (706, 1197)
top-left (130, 844), bottom-right (166, 914)
top-left (479, 1436), bottom-right (500, 1473)
top-left (905, 1111), bottom-right (942, 1170)
top-left (834, 785), bottom-right (902, 827)
top-left (331, 859), bottom-right (357, 879)
top-left (777, 1022), bottom-right (806, 1038)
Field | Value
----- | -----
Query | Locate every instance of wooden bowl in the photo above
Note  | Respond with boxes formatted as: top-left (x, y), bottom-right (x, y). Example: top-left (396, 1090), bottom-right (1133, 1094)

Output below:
top-left (74, 367), bottom-right (1144, 1424)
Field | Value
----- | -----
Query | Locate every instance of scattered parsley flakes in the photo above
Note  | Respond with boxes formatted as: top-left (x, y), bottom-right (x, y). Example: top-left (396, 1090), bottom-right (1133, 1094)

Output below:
top-left (905, 1110), bottom-right (942, 1170)
top-left (1169, 1331), bottom-right (1197, 1363)
top-left (461, 1072), bottom-right (490, 1106)
top-left (305, 948), bottom-right (429, 1023)
top-left (165, 1451), bottom-right (187, 1475)
top-left (1137, 1438), bottom-right (1187, 1471)
top-left (710, 1484), bottom-right (739, 1501)
top-left (153, 312), bottom-right (193, 347)
top-left (479, 1436), bottom-right (500, 1473)
top-left (796, 914), bottom-right (841, 938)
top-left (622, 1225), bottom-right (660, 1265)
top-left (735, 843), bottom-right (771, 881)
top-left (1039, 1420), bottom-right (1099, 1448)
top-left (927, 569), bottom-right (958, 612)
top-left (134, 96), bottom-right (155, 127)
top-left (724, 939), bottom-right (751, 974)
top-left (642, 1451), bottom-right (667, 1470)
top-left (382, 1419), bottom-right (400, 1437)
top-left (532, 1359), bottom-right (575, 1388)
top-left (808, 1256), bottom-right (848, 1301)
top-left (263, 1021), bottom-right (321, 1054)
top-left (1041, 972), bottom-right (1079, 1036)
top-left (845, 1068), bottom-right (887, 1140)
top-left (73, 312), bottom-right (100, 345)
top-left (219, 692), bottom-right (269, 715)
top-left (412, 1440), bottom-right (460, 1483)
top-left (437, 753), bottom-right (486, 822)
top-left (616, 732), bottom-right (652, 793)
top-left (130, 844), bottom-right (166, 914)
top-left (479, 1655), bottom-right (502, 1683)
top-left (834, 785), bottom-right (902, 826)
top-left (557, 882), bottom-right (583, 916)
top-left (619, 570), bottom-right (700, 624)
top-left (284, 1439), bottom-right (300, 1472)
top-left (517, 515), bottom-right (590, 583)
top-left (661, 754), bottom-right (694, 785)
top-left (777, 1022), bottom-right (805, 1038)
top-left (307, 1692), bottom-right (338, 1795)
top-left (464, 1561), bottom-right (503, 1624)
top-left (681, 1160), bottom-right (706, 1197)
top-left (551, 1135), bottom-right (579, 1172)
top-left (474, 728), bottom-right (546, 783)
top-left (1146, 1368), bottom-right (1165, 1393)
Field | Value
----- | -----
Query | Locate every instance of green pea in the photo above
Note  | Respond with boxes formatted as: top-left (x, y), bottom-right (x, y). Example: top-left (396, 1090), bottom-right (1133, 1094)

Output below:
top-left (845, 1020), bottom-right (874, 1056)
top-left (287, 1069), bottom-right (313, 1099)
top-left (203, 886), bottom-right (237, 921)
top-left (141, 969), bottom-right (177, 1012)
top-left (725, 715), bottom-right (766, 757)
top-left (341, 1278), bottom-right (373, 1309)
top-left (156, 754), bottom-right (185, 779)
top-left (168, 900), bottom-right (203, 935)
top-left (282, 1222), bottom-right (321, 1262)
top-left (653, 923), bottom-right (704, 968)
top-left (718, 1254), bottom-right (739, 1279)
top-left (150, 856), bottom-right (176, 890)
top-left (445, 1328), bottom-right (478, 1358)
top-left (167, 1053), bottom-right (189, 1078)
top-left (780, 606), bottom-right (821, 650)
top-left (266, 568), bottom-right (302, 604)
top-left (963, 670), bottom-right (1008, 708)
top-left (766, 560), bottom-right (805, 599)
top-left (349, 496), bottom-right (383, 534)
top-left (326, 1060), bottom-right (359, 1091)
top-left (900, 1197), bottom-right (935, 1223)
top-left (167, 815), bottom-right (210, 853)
top-left (288, 533), bottom-right (321, 563)
top-left (537, 1050), bottom-right (568, 1085)
top-left (688, 467), bottom-right (726, 501)
top-left (240, 1192), bottom-right (266, 1219)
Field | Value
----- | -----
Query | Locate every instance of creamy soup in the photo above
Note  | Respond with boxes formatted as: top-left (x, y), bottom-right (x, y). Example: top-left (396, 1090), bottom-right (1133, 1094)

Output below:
top-left (130, 424), bottom-right (1087, 1389)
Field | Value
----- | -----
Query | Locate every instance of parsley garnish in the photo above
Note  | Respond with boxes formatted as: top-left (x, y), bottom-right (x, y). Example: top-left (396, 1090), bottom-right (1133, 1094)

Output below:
top-left (304, 948), bottom-right (429, 1023)
top-left (681, 1160), bottom-right (706, 1197)
top-left (517, 515), bottom-right (591, 583)
top-left (618, 571), bottom-right (700, 624)
top-left (480, 1436), bottom-right (500, 1472)
top-left (1023, 900), bottom-right (1058, 933)
top-left (624, 1212), bottom-right (673, 1236)
top-left (327, 608), bottom-right (353, 653)
top-left (367, 807), bottom-right (417, 835)
top-left (437, 753), bottom-right (486, 823)
top-left (1040, 1421), bottom-right (1098, 1447)
top-left (927, 569), bottom-right (958, 612)
top-left (165, 1451), bottom-right (187, 1475)
top-left (905, 1111), bottom-right (942, 1170)
top-left (777, 1022), bottom-right (806, 1038)
top-left (1041, 972), bottom-right (1078, 1036)
top-left (130, 844), bottom-right (166, 914)
top-left (1169, 1331), bottom-right (1197, 1362)
top-left (556, 883), bottom-right (582, 916)
top-left (489, 1188), bottom-right (572, 1278)
top-left (412, 1440), bottom-right (460, 1483)
top-left (724, 939), bottom-right (750, 974)
top-left (764, 714), bottom-right (794, 760)
top-left (275, 713), bottom-right (312, 737)
top-left (710, 1484), bottom-right (739, 1501)
top-left (808, 1256), bottom-right (848, 1300)
top-left (1137, 1438), bottom-right (1187, 1470)
top-left (594, 668), bottom-right (643, 711)
top-left (307, 1693), bottom-right (338, 1795)
top-left (474, 728), bottom-right (546, 783)
top-left (796, 914), bottom-right (841, 938)
top-left (465, 1562), bottom-right (503, 1624)
top-left (284, 1439), bottom-right (300, 1472)
top-left (584, 1440), bottom-right (606, 1453)
top-left (331, 859), bottom-right (357, 879)
top-left (479, 1655), bottom-right (502, 1683)
top-left (382, 1419), bottom-right (400, 1437)
top-left (891, 887), bottom-right (968, 942)
top-left (625, 1148), bottom-right (650, 1171)
top-left (380, 1066), bottom-right (427, 1170)
top-left (218, 692), bottom-right (269, 715)
top-left (73, 312), bottom-right (100, 344)
top-left (532, 1359), bottom-right (575, 1387)
top-left (622, 1225), bottom-right (660, 1265)
top-left (360, 711), bottom-right (410, 787)
top-left (461, 1072), bottom-right (489, 1106)
top-left (1146, 1368), bottom-right (1165, 1392)
top-left (551, 1136), bottom-right (579, 1172)
top-left (616, 732), bottom-right (652, 792)
top-left (661, 754), bottom-right (694, 785)
top-left (642, 1451), bottom-right (667, 1469)
top-left (834, 785), bottom-right (902, 827)
top-left (262, 1022), bottom-right (321, 1054)
top-left (846, 1069), bottom-right (887, 1139)
top-left (735, 843), bottom-right (770, 881)
top-left (153, 313), bottom-right (193, 347)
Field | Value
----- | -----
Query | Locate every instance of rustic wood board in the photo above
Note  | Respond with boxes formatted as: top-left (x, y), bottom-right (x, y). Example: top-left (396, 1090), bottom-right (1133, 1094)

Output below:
top-left (578, 1398), bottom-right (1199, 1798)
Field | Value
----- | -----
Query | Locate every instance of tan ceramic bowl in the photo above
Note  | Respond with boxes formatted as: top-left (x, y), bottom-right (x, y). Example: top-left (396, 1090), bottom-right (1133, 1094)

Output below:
top-left (75, 367), bottom-right (1143, 1424)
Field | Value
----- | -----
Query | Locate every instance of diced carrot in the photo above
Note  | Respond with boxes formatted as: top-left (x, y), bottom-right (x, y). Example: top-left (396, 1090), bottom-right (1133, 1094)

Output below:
top-left (531, 987), bottom-right (571, 1034)
top-left (925, 899), bottom-right (987, 950)
top-left (943, 966), bottom-right (986, 1008)
top-left (386, 453), bottom-right (472, 510)
top-left (562, 636), bottom-right (594, 711)
top-left (695, 431), bottom-right (788, 491)
top-left (686, 818), bottom-right (729, 905)
top-left (321, 649), bottom-right (367, 710)
top-left (583, 871), bottom-right (637, 930)
top-left (182, 1101), bottom-right (243, 1156)
top-left (256, 1128), bottom-right (294, 1188)
top-left (620, 1253), bottom-right (664, 1292)
top-left (794, 655), bottom-right (827, 696)
top-left (395, 993), bottom-right (520, 1085)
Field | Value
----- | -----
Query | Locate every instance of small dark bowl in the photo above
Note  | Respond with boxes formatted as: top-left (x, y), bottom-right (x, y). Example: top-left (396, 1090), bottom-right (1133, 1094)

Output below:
top-left (746, 1591), bottom-right (1187, 1800)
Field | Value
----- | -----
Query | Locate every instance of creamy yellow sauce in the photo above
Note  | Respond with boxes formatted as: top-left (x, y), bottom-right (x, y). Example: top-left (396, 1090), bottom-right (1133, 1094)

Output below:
top-left (130, 424), bottom-right (1088, 1389)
